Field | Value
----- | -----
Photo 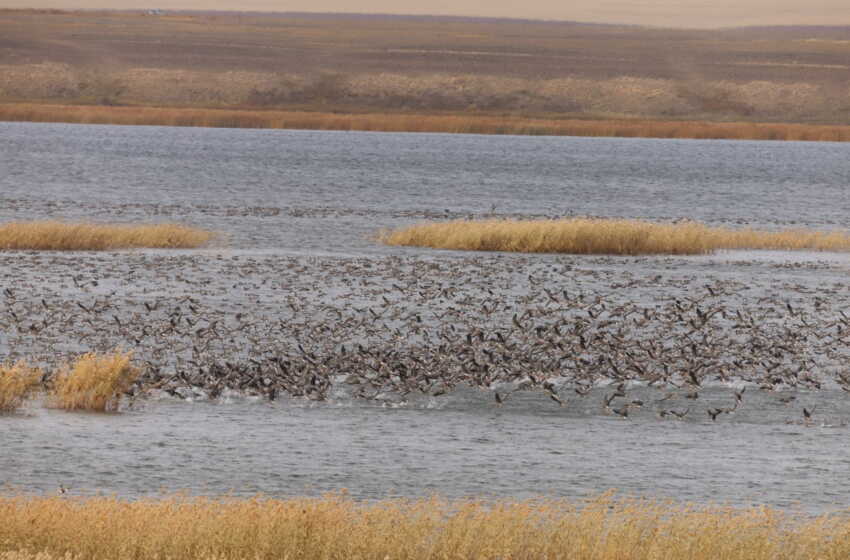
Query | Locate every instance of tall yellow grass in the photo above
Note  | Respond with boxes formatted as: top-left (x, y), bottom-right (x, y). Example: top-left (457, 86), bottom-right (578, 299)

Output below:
top-left (3, 103), bottom-right (850, 141)
top-left (380, 218), bottom-right (850, 255)
top-left (0, 493), bottom-right (848, 560)
top-left (50, 351), bottom-right (139, 412)
top-left (0, 222), bottom-right (213, 251)
top-left (0, 361), bottom-right (41, 412)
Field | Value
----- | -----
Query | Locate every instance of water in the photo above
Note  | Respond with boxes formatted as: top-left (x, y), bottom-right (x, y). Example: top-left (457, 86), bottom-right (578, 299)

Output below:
top-left (4, 394), bottom-right (850, 511)
top-left (2, 122), bottom-right (850, 511)
top-left (3, 122), bottom-right (850, 252)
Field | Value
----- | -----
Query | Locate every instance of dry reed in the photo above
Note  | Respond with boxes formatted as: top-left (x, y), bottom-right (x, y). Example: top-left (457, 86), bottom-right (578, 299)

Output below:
top-left (380, 218), bottom-right (850, 255)
top-left (0, 222), bottom-right (213, 251)
top-left (3, 103), bottom-right (850, 142)
top-left (50, 350), bottom-right (139, 412)
top-left (0, 493), bottom-right (848, 560)
top-left (0, 361), bottom-right (41, 412)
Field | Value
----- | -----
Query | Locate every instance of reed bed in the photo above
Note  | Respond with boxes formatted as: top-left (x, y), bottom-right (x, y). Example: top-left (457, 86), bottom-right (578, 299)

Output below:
top-left (50, 350), bottom-right (139, 412)
top-left (0, 493), bottom-right (848, 560)
top-left (3, 103), bottom-right (850, 141)
top-left (0, 361), bottom-right (41, 412)
top-left (0, 222), bottom-right (213, 251)
top-left (380, 218), bottom-right (850, 256)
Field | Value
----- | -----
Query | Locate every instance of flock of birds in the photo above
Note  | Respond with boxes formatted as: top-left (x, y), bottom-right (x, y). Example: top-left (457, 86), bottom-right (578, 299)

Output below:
top-left (1, 248), bottom-right (848, 425)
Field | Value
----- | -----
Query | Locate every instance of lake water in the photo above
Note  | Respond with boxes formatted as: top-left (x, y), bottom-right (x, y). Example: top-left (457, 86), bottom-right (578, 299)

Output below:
top-left (2, 122), bottom-right (850, 512)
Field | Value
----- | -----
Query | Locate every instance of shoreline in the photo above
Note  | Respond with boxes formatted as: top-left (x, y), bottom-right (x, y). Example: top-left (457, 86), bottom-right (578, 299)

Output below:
top-left (3, 103), bottom-right (850, 141)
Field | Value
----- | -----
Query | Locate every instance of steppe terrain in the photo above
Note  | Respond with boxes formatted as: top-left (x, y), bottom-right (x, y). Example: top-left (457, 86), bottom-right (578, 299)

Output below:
top-left (1, 9), bottom-right (850, 136)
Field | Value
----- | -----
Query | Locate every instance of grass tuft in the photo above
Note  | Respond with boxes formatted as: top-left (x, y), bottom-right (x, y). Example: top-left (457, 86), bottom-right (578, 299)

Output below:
top-left (380, 218), bottom-right (850, 255)
top-left (0, 361), bottom-right (42, 412)
top-left (0, 222), bottom-right (214, 251)
top-left (50, 350), bottom-right (139, 412)
top-left (0, 494), bottom-right (849, 560)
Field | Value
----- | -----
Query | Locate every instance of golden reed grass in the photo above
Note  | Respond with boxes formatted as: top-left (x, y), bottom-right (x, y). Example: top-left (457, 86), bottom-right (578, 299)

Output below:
top-left (50, 350), bottom-right (139, 412)
top-left (380, 218), bottom-right (850, 256)
top-left (3, 103), bottom-right (850, 141)
top-left (1, 493), bottom-right (849, 560)
top-left (0, 361), bottom-right (42, 412)
top-left (0, 222), bottom-right (213, 251)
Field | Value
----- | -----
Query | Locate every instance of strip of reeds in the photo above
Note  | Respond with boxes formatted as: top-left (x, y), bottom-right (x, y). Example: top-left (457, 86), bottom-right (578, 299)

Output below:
top-left (50, 350), bottom-right (139, 412)
top-left (379, 218), bottom-right (850, 255)
top-left (0, 361), bottom-right (41, 412)
top-left (3, 103), bottom-right (850, 141)
top-left (0, 493), bottom-right (849, 560)
top-left (0, 222), bottom-right (213, 251)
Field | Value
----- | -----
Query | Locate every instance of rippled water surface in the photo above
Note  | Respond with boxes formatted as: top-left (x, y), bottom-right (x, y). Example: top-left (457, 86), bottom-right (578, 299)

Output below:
top-left (4, 122), bottom-right (850, 251)
top-left (2, 122), bottom-right (850, 511)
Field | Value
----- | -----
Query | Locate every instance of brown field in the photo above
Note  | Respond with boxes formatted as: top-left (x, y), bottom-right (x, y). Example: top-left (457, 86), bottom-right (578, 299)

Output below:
top-left (0, 10), bottom-right (849, 135)
top-left (4, 103), bottom-right (850, 141)
top-left (0, 222), bottom-right (214, 251)
top-left (1, 493), bottom-right (850, 560)
top-left (380, 219), bottom-right (850, 255)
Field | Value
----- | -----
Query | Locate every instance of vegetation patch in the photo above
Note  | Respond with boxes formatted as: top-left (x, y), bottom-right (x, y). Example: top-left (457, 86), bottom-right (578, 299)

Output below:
top-left (379, 218), bottom-right (850, 255)
top-left (50, 350), bottom-right (139, 412)
top-left (0, 361), bottom-right (42, 412)
top-left (3, 104), bottom-right (850, 141)
top-left (0, 222), bottom-right (213, 251)
top-left (0, 493), bottom-right (847, 560)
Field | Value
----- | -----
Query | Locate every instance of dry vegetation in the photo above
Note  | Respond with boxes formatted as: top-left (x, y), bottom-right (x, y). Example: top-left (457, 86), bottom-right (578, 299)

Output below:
top-left (0, 351), bottom-right (140, 413)
top-left (50, 351), bottom-right (139, 412)
top-left (0, 222), bottom-right (214, 251)
top-left (1, 11), bottom-right (849, 137)
top-left (0, 361), bottom-right (41, 412)
top-left (4, 64), bottom-right (848, 125)
top-left (4, 103), bottom-right (850, 140)
top-left (0, 493), bottom-right (849, 560)
top-left (380, 219), bottom-right (850, 255)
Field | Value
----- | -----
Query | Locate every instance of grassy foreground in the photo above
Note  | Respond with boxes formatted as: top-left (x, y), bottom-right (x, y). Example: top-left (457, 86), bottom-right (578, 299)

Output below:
top-left (3, 103), bottom-right (850, 142)
top-left (0, 494), bottom-right (849, 560)
top-left (0, 222), bottom-right (213, 251)
top-left (380, 218), bottom-right (850, 255)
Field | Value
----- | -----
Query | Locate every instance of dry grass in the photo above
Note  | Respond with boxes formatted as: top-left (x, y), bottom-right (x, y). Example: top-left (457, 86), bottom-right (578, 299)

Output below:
top-left (0, 361), bottom-right (41, 412)
top-left (50, 351), bottom-right (139, 412)
top-left (380, 218), bottom-right (850, 255)
top-left (0, 493), bottom-right (849, 560)
top-left (4, 103), bottom-right (850, 141)
top-left (0, 221), bottom-right (214, 251)
top-left (4, 65), bottom-right (849, 125)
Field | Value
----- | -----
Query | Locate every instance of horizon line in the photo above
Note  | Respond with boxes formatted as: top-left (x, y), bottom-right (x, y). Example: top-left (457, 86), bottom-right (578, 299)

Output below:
top-left (6, 7), bottom-right (850, 32)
